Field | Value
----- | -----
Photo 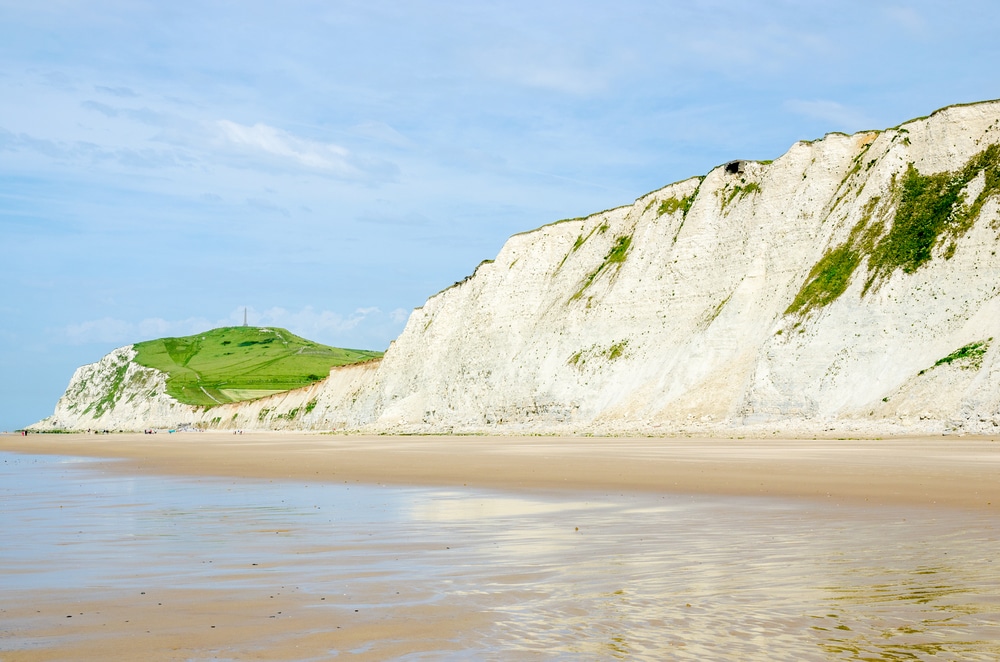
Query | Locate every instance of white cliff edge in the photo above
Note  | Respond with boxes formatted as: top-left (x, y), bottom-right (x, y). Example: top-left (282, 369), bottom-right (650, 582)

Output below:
top-left (32, 100), bottom-right (1000, 436)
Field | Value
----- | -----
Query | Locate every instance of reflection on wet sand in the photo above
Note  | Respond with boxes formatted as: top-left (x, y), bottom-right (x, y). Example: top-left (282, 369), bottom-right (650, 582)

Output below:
top-left (815, 557), bottom-right (1000, 661)
top-left (1, 452), bottom-right (998, 660)
top-left (459, 499), bottom-right (998, 660)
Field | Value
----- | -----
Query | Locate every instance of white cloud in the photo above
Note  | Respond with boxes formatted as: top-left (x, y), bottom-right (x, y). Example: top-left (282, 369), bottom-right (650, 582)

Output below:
top-left (207, 119), bottom-right (399, 183)
top-left (214, 120), bottom-right (355, 173)
top-left (250, 306), bottom-right (381, 337)
top-left (240, 306), bottom-right (407, 349)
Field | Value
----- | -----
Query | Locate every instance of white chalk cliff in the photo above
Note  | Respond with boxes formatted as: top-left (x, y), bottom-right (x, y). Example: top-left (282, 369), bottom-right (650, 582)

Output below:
top-left (34, 100), bottom-right (1000, 435)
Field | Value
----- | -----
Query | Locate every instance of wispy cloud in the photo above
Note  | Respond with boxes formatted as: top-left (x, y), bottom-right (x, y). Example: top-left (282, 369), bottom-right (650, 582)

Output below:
top-left (40, 70), bottom-right (75, 90)
top-left (61, 316), bottom-right (216, 345)
top-left (81, 100), bottom-right (170, 126)
top-left (94, 84), bottom-right (138, 98)
top-left (215, 120), bottom-right (350, 170)
top-left (6, 105), bottom-right (395, 182)
top-left (477, 47), bottom-right (611, 96)
top-left (884, 6), bottom-right (927, 36)
top-left (246, 197), bottom-right (291, 217)
top-left (784, 99), bottom-right (876, 131)
top-left (250, 306), bottom-right (384, 338)
top-left (498, 62), bottom-right (609, 96)
top-left (357, 210), bottom-right (433, 227)
top-left (0, 126), bottom-right (188, 168)
top-left (679, 22), bottom-right (834, 79)
top-left (350, 121), bottom-right (413, 148)
top-left (212, 120), bottom-right (398, 182)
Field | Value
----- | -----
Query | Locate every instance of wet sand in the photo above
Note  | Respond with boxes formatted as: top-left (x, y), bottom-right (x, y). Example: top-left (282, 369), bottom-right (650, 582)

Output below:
top-left (1, 432), bottom-right (998, 509)
top-left (3, 586), bottom-right (490, 661)
top-left (2, 433), bottom-right (999, 660)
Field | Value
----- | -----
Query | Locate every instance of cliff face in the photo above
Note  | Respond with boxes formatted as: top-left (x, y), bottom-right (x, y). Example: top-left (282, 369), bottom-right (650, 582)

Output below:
top-left (34, 101), bottom-right (1000, 435)
top-left (37, 346), bottom-right (186, 431)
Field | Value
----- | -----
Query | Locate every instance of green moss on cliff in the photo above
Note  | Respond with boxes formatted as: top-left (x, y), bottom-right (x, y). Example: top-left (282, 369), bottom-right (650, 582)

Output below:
top-left (656, 189), bottom-right (698, 218)
top-left (785, 197), bottom-right (882, 316)
top-left (719, 180), bottom-right (761, 213)
top-left (785, 246), bottom-right (860, 316)
top-left (933, 339), bottom-right (992, 370)
top-left (605, 235), bottom-right (631, 264)
top-left (606, 340), bottom-right (628, 360)
top-left (787, 144), bottom-right (1000, 316)
top-left (865, 144), bottom-right (1000, 292)
top-left (570, 234), bottom-right (633, 302)
top-left (86, 361), bottom-right (129, 418)
top-left (567, 340), bottom-right (629, 369)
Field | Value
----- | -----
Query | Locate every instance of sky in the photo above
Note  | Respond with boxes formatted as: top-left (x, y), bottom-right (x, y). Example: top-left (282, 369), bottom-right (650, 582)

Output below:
top-left (2, 0), bottom-right (999, 430)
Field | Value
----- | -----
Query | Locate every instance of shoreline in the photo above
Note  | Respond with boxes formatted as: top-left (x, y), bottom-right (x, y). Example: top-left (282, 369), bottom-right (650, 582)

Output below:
top-left (2, 432), bottom-right (998, 510)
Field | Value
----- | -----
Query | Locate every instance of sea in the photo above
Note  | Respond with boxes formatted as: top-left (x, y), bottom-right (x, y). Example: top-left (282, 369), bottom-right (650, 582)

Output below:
top-left (1, 450), bottom-right (998, 660)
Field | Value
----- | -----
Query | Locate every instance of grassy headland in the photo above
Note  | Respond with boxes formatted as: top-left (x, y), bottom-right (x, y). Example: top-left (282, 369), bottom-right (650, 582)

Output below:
top-left (132, 326), bottom-right (381, 406)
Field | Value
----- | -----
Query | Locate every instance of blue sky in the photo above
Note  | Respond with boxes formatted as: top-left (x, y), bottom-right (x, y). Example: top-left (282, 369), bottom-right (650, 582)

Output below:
top-left (2, 1), bottom-right (999, 430)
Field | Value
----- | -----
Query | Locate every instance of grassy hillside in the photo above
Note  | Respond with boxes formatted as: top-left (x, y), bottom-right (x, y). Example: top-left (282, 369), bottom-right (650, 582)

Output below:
top-left (132, 326), bottom-right (382, 406)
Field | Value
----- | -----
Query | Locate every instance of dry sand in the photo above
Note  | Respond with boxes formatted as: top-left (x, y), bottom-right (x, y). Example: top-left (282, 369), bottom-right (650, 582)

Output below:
top-left (2, 432), bottom-right (998, 509)
top-left (2, 432), bottom-right (998, 661)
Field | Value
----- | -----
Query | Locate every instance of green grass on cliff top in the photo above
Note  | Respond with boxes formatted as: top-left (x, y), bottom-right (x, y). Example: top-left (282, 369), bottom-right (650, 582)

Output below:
top-left (132, 326), bottom-right (382, 407)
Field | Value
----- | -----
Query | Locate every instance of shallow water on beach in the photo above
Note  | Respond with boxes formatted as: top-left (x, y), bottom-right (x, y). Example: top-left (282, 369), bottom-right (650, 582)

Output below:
top-left (1, 451), bottom-right (998, 661)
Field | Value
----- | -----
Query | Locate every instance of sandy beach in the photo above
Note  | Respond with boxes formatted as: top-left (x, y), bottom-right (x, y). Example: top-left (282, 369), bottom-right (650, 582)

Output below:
top-left (2, 433), bottom-right (998, 661)
top-left (1, 432), bottom-right (998, 509)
